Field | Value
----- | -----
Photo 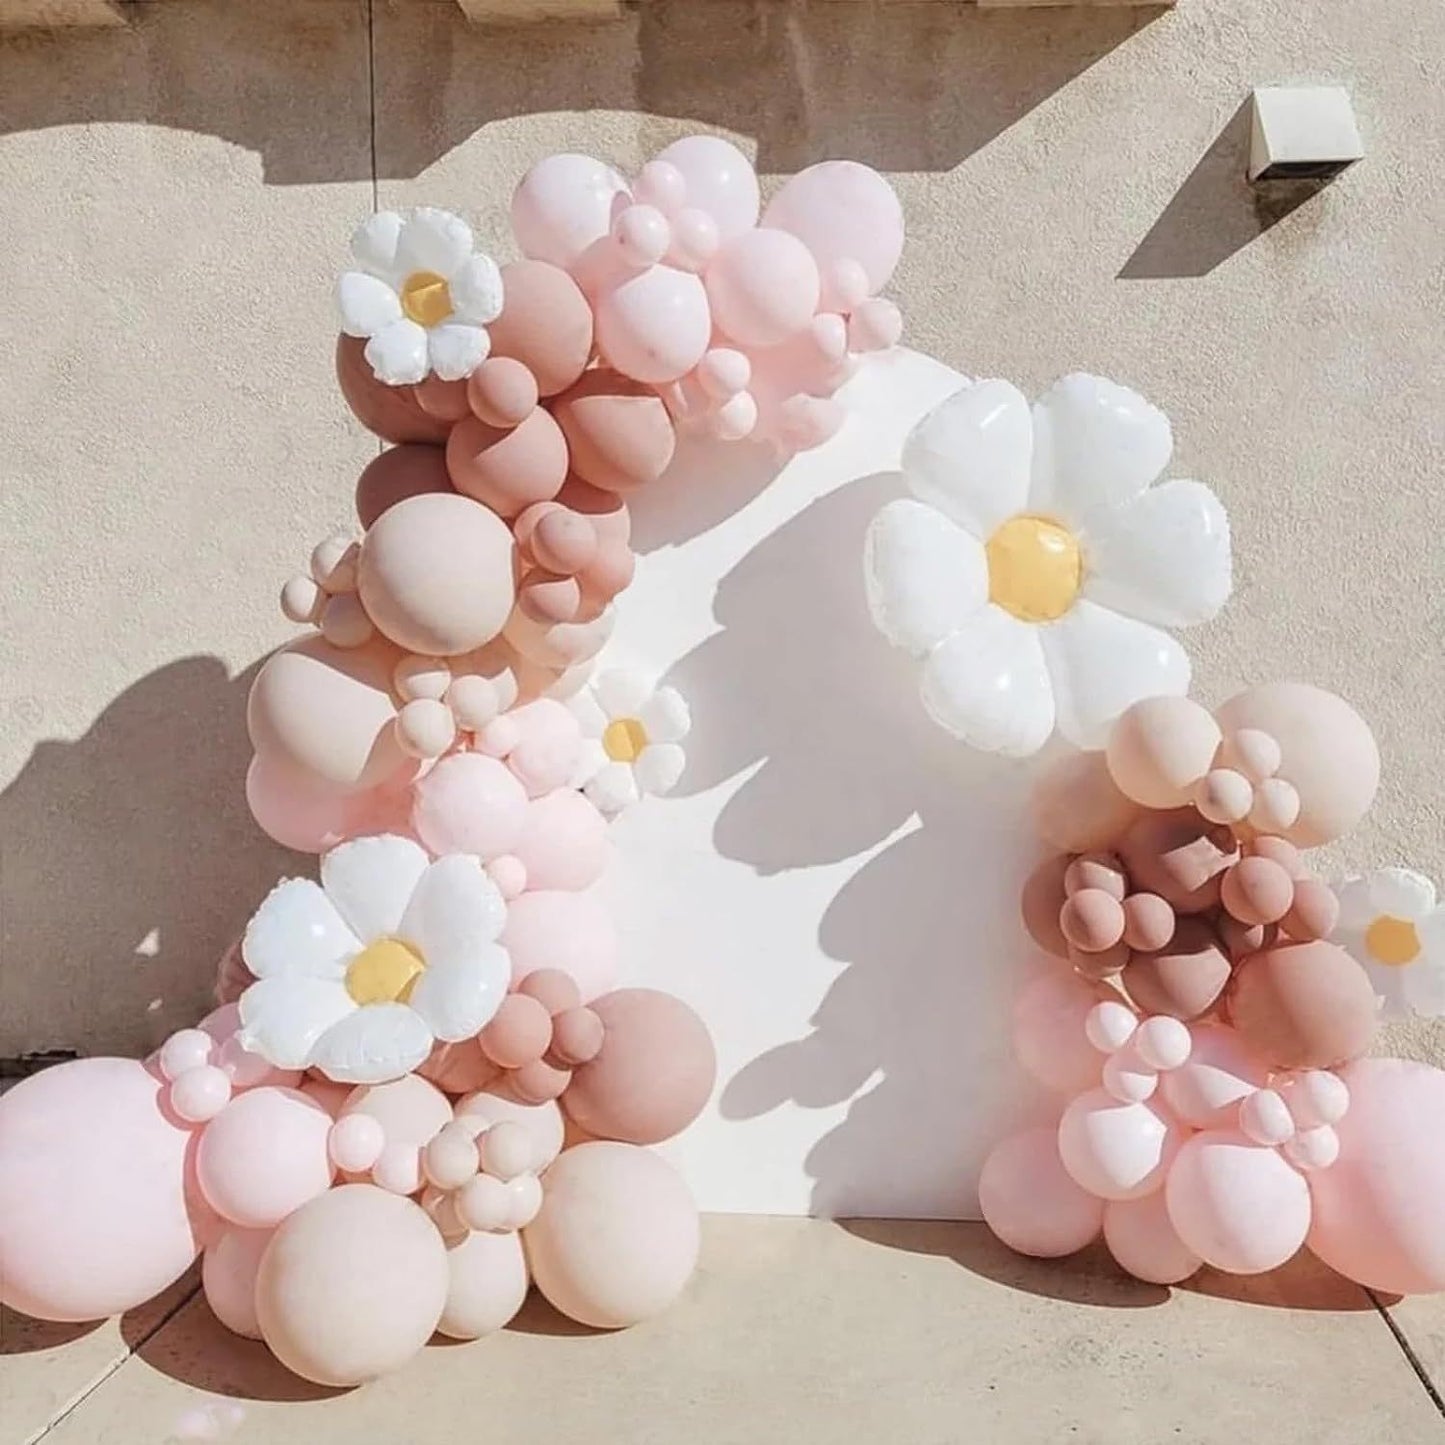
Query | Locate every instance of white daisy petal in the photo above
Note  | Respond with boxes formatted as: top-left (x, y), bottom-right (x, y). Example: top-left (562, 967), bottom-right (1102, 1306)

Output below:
top-left (311, 1003), bottom-right (433, 1085)
top-left (634, 742), bottom-right (686, 796)
top-left (427, 323), bottom-right (490, 382)
top-left (242, 878), bottom-right (359, 981)
top-left (570, 737), bottom-right (609, 788)
top-left (1080, 479), bottom-right (1232, 629)
top-left (399, 855), bottom-right (508, 967)
top-left (1039, 600), bottom-right (1190, 749)
top-left (351, 211), bottom-right (404, 276)
top-left (1367, 867), bottom-right (1437, 919)
top-left (407, 945), bottom-right (510, 1042)
top-left (237, 976), bottom-right (356, 1070)
top-left (919, 606), bottom-right (1055, 758)
top-left (585, 762), bottom-right (642, 815)
top-left (901, 379), bottom-right (1033, 538)
top-left (1402, 953), bottom-right (1445, 1017)
top-left (1359, 958), bottom-right (1410, 1018)
top-left (568, 691), bottom-right (609, 738)
top-left (594, 670), bottom-right (654, 720)
top-left (365, 318), bottom-right (429, 386)
top-left (639, 688), bottom-right (691, 744)
top-left (321, 834), bottom-right (431, 944)
top-left (1418, 908), bottom-right (1445, 955)
top-left (337, 271), bottom-right (402, 338)
top-left (864, 498), bottom-right (989, 655)
top-left (1029, 373), bottom-right (1173, 523)
top-left (396, 208), bottom-right (474, 279)
top-left (1334, 877), bottom-right (1375, 931)
top-left (449, 254), bottom-right (505, 325)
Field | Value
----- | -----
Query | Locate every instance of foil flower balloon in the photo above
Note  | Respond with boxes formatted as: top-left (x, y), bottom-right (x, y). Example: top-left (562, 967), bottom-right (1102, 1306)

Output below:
top-left (1334, 867), bottom-right (1445, 1017)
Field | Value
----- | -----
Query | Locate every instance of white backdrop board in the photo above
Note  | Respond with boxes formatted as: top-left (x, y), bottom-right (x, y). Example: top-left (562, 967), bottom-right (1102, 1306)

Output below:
top-left (598, 349), bottom-right (1048, 1219)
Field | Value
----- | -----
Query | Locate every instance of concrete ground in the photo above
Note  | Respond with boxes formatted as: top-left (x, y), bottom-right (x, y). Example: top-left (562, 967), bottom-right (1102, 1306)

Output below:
top-left (2, 1), bottom-right (1443, 1440)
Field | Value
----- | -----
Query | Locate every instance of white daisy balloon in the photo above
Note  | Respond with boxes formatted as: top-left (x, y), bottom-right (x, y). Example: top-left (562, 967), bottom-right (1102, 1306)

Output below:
top-left (571, 669), bottom-right (690, 815)
top-left (337, 208), bottom-right (504, 386)
top-left (864, 374), bottom-right (1232, 756)
top-left (237, 835), bottom-right (511, 1084)
top-left (1334, 867), bottom-right (1445, 1019)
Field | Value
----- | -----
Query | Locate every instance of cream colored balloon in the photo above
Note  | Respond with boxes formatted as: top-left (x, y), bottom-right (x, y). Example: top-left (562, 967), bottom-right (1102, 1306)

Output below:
top-left (202, 1227), bottom-right (272, 1340)
top-left (523, 1142), bottom-right (699, 1329)
top-left (438, 1228), bottom-right (529, 1340)
top-left (504, 604), bottom-right (615, 670)
top-left (1105, 696), bottom-right (1221, 809)
top-left (255, 1185), bottom-right (447, 1387)
top-left (455, 1091), bottom-right (565, 1169)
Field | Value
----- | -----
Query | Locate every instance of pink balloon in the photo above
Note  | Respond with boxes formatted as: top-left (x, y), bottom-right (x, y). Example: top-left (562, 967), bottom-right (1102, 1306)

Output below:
top-left (410, 751), bottom-right (529, 860)
top-left (511, 153), bottom-right (630, 269)
top-left (197, 1087), bottom-right (335, 1229)
top-left (594, 265), bottom-right (711, 384)
top-left (705, 229), bottom-right (821, 349)
top-left (479, 697), bottom-right (584, 798)
top-left (761, 161), bottom-right (904, 309)
top-left (1057, 1090), bottom-right (1183, 1202)
top-left (514, 788), bottom-right (611, 892)
top-left (0, 1058), bottom-right (204, 1321)
top-left (1165, 1129), bottom-right (1312, 1274)
top-left (1158, 1023), bottom-right (1269, 1129)
top-left (1103, 1193), bottom-right (1201, 1285)
top-left (1012, 972), bottom-right (1103, 1094)
top-left (1307, 1058), bottom-right (1445, 1294)
top-left (203, 1226), bottom-right (273, 1339)
top-left (246, 750), bottom-right (356, 853)
top-left (503, 889), bottom-right (618, 1001)
top-left (978, 1126), bottom-right (1104, 1258)
top-left (654, 135), bottom-right (760, 240)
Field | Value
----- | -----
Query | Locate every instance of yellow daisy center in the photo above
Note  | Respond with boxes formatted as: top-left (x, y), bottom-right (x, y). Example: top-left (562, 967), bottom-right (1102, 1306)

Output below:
top-left (1365, 915), bottom-right (1421, 967)
top-left (603, 717), bottom-right (649, 764)
top-left (985, 514), bottom-right (1083, 623)
top-left (399, 270), bottom-right (453, 328)
top-left (346, 938), bottom-right (425, 1005)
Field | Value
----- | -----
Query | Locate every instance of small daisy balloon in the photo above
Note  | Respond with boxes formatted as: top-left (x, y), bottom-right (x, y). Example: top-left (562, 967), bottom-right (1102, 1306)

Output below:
top-left (571, 670), bottom-right (691, 815)
top-left (337, 208), bottom-right (504, 385)
top-left (1334, 867), bottom-right (1445, 1018)
top-left (237, 835), bottom-right (511, 1084)
top-left (864, 374), bottom-right (1232, 756)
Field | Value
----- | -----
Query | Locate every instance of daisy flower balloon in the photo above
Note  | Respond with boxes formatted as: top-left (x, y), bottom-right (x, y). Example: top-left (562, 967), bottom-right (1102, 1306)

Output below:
top-left (1334, 867), bottom-right (1445, 1018)
top-left (864, 374), bottom-right (1232, 756)
top-left (571, 669), bottom-right (691, 815)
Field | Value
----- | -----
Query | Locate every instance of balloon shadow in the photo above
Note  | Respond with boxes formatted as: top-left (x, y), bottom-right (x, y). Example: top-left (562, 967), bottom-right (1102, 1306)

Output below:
top-left (0, 1306), bottom-right (103, 1354)
top-left (501, 1290), bottom-right (608, 1339)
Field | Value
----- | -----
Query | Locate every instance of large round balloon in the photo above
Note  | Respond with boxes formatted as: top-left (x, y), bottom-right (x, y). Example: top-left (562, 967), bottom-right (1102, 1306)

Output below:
top-left (1011, 972), bottom-right (1103, 1094)
top-left (654, 135), bottom-right (760, 240)
top-left (1307, 1058), bottom-right (1445, 1294)
top-left (511, 153), bottom-right (629, 270)
top-left (439, 1227), bottom-right (529, 1340)
top-left (524, 1142), bottom-right (699, 1328)
top-left (0, 1058), bottom-right (205, 1321)
top-left (503, 889), bottom-right (619, 1000)
top-left (978, 1126), bottom-right (1104, 1258)
top-left (255, 1184), bottom-right (448, 1386)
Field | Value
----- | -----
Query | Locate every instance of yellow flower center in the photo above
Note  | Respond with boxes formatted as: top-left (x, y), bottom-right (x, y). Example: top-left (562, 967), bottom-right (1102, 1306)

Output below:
top-left (346, 938), bottom-right (425, 1005)
top-left (399, 270), bottom-right (453, 328)
top-left (985, 514), bottom-right (1083, 623)
top-left (603, 717), bottom-right (648, 764)
top-left (1365, 915), bottom-right (1421, 967)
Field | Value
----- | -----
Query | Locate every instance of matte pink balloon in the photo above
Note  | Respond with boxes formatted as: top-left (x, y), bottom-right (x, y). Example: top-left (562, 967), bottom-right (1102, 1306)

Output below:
top-left (1307, 1058), bottom-right (1445, 1294)
top-left (511, 153), bottom-right (630, 269)
top-left (514, 788), bottom-right (612, 892)
top-left (1011, 972), bottom-right (1104, 1094)
top-left (594, 265), bottom-right (711, 384)
top-left (1103, 1193), bottom-right (1201, 1284)
top-left (503, 889), bottom-right (619, 1001)
top-left (203, 1226), bottom-right (273, 1339)
top-left (1157, 1023), bottom-right (1269, 1129)
top-left (705, 229), bottom-right (821, 348)
top-left (481, 697), bottom-right (584, 797)
top-left (0, 1058), bottom-right (204, 1321)
top-left (654, 135), bottom-right (760, 240)
top-left (246, 750), bottom-right (356, 853)
top-left (1165, 1129), bottom-right (1312, 1274)
top-left (410, 751), bottom-right (529, 860)
top-left (978, 1126), bottom-right (1104, 1258)
top-left (1057, 1090), bottom-right (1183, 1202)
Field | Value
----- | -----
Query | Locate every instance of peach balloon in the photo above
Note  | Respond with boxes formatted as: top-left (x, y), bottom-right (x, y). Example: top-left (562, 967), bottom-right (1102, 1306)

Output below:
top-left (446, 408), bottom-right (569, 518)
top-left (245, 751), bottom-right (357, 853)
top-left (456, 1091), bottom-right (566, 1170)
top-left (335, 334), bottom-right (450, 445)
top-left (467, 356), bottom-right (539, 428)
top-left (505, 604), bottom-right (615, 671)
top-left (354, 444), bottom-right (454, 530)
top-left (1307, 1058), bottom-right (1445, 1294)
top-left (0, 1058), bottom-right (205, 1321)
top-left (1057, 1090), bottom-right (1183, 1201)
top-left (256, 1184), bottom-right (448, 1386)
top-left (504, 889), bottom-right (620, 1001)
top-left (978, 1126), bottom-right (1104, 1258)
top-left (551, 369), bottom-right (677, 494)
top-left (525, 1142), bottom-right (699, 1328)
top-left (1158, 1023), bottom-right (1268, 1128)
top-left (410, 751), bottom-right (530, 860)
top-left (358, 493), bottom-right (516, 657)
top-left (339, 1073), bottom-right (453, 1184)
top-left (1103, 1192), bottom-right (1201, 1284)
top-left (1011, 972), bottom-right (1104, 1094)
top-left (203, 1227), bottom-right (272, 1339)
top-left (1020, 854), bottom-right (1071, 958)
top-left (486, 260), bottom-right (594, 397)
top-left (1106, 697), bottom-right (1222, 809)
top-left (439, 1227), bottom-right (529, 1339)
top-left (1122, 918), bottom-right (1232, 1020)
top-left (1221, 856), bottom-right (1294, 926)
top-left (514, 788), bottom-right (612, 891)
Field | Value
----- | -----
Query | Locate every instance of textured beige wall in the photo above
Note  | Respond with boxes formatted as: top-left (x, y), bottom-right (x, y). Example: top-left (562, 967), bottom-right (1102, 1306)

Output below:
top-left (1, 0), bottom-right (1441, 1068)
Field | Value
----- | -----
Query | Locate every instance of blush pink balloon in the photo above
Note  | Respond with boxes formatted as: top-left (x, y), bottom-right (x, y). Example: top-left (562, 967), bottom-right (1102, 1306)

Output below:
top-left (511, 153), bottom-right (630, 269)
top-left (246, 751), bottom-right (357, 853)
top-left (1057, 1090), bottom-right (1183, 1202)
top-left (503, 889), bottom-right (619, 1001)
top-left (1307, 1058), bottom-right (1445, 1294)
top-left (1158, 1023), bottom-right (1269, 1129)
top-left (1103, 1192), bottom-right (1201, 1285)
top-left (1165, 1129), bottom-right (1312, 1274)
top-left (479, 697), bottom-right (584, 797)
top-left (514, 788), bottom-right (612, 892)
top-left (1011, 972), bottom-right (1104, 1094)
top-left (410, 751), bottom-right (530, 860)
top-left (594, 265), bottom-right (711, 384)
top-left (654, 135), bottom-right (760, 240)
top-left (978, 1126), bottom-right (1104, 1258)
top-left (705, 229), bottom-right (821, 349)
top-left (0, 1058), bottom-right (205, 1321)
top-left (203, 1226), bottom-right (273, 1339)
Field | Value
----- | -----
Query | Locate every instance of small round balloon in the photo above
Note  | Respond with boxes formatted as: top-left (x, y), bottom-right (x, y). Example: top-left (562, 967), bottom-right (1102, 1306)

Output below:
top-left (438, 1228), bottom-right (530, 1340)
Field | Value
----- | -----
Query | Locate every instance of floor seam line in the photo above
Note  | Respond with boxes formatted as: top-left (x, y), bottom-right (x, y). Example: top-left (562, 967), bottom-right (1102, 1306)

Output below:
top-left (1369, 1290), bottom-right (1445, 1418)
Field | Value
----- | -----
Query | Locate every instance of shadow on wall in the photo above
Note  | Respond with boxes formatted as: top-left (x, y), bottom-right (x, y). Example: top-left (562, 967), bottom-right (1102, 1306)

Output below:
top-left (665, 472), bottom-right (1044, 1217)
top-left (0, 656), bottom-right (297, 1061)
top-left (0, 0), bottom-right (1166, 184)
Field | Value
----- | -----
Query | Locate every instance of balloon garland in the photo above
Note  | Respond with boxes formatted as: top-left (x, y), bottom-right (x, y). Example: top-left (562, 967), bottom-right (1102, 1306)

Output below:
top-left (0, 139), bottom-right (908, 1384)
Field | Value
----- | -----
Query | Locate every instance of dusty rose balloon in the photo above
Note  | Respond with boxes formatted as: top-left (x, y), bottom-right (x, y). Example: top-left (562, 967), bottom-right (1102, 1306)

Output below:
top-left (446, 407), bottom-right (569, 518)
top-left (594, 265), bottom-right (711, 385)
top-left (1307, 1058), bottom-right (1445, 1294)
top-left (705, 229), bottom-right (821, 348)
top-left (503, 889), bottom-right (619, 1001)
top-left (525, 1142), bottom-right (699, 1328)
top-left (978, 1126), bottom-right (1104, 1258)
top-left (1030, 748), bottom-right (1141, 853)
top-left (0, 1058), bottom-right (205, 1321)
top-left (358, 493), bottom-right (516, 656)
top-left (1228, 940), bottom-right (1378, 1069)
top-left (1106, 697), bottom-right (1222, 809)
top-left (245, 751), bottom-right (357, 853)
top-left (513, 788), bottom-right (611, 891)
top-left (505, 604), bottom-right (615, 671)
top-left (1103, 1192), bottom-right (1201, 1285)
top-left (248, 635), bottom-right (405, 793)
top-left (418, 1041), bottom-right (499, 1098)
top-left (203, 1227), bottom-right (272, 1339)
top-left (1118, 808), bottom-right (1236, 914)
top-left (1158, 1023), bottom-right (1268, 1128)
top-left (336, 334), bottom-right (450, 445)
top-left (467, 355), bottom-right (539, 429)
top-left (1057, 1090), bottom-right (1183, 1201)
top-left (439, 1227), bottom-right (529, 1339)
top-left (354, 444), bottom-right (454, 530)
top-left (1011, 972), bottom-right (1104, 1094)
top-left (1064, 852), bottom-right (1127, 900)
top-left (486, 259), bottom-right (594, 398)
top-left (511, 154), bottom-right (629, 270)
top-left (1060, 889), bottom-right (1126, 954)
top-left (1281, 877), bottom-right (1339, 942)
top-left (1165, 1129), bottom-right (1311, 1273)
top-left (1020, 854), bottom-right (1071, 958)
top-left (1121, 892), bottom-right (1176, 953)
top-left (1214, 683), bottom-right (1379, 847)
top-left (551, 368), bottom-right (677, 494)
top-left (655, 135), bottom-right (760, 240)
top-left (1221, 856), bottom-right (1295, 926)
top-left (1122, 918), bottom-right (1232, 1020)
top-left (563, 990), bottom-right (716, 1145)
top-left (256, 1184), bottom-right (448, 1386)
top-left (410, 751), bottom-right (529, 860)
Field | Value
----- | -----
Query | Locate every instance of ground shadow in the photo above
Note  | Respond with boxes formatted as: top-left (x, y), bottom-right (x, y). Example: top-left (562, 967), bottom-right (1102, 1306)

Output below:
top-left (0, 656), bottom-right (297, 1061)
top-left (1, 0), bottom-right (1165, 185)
top-left (502, 1289), bottom-right (606, 1338)
top-left (0, 1305), bottom-right (103, 1354)
top-left (1118, 99), bottom-right (1333, 279)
